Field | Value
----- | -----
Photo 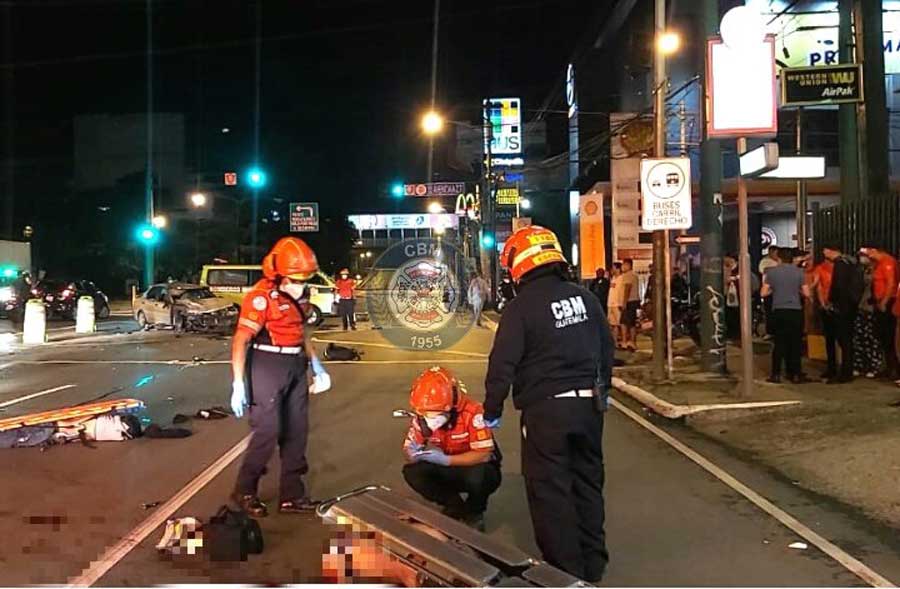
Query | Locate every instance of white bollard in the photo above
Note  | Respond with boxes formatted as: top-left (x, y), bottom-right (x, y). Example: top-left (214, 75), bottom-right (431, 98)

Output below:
top-left (23, 299), bottom-right (47, 344)
top-left (76, 296), bottom-right (96, 334)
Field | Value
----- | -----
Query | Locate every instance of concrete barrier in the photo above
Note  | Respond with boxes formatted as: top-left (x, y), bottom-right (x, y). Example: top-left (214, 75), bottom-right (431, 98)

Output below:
top-left (22, 300), bottom-right (46, 344)
top-left (76, 296), bottom-right (96, 334)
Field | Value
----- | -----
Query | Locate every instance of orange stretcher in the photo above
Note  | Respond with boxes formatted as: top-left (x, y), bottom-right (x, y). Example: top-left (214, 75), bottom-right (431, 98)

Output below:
top-left (0, 398), bottom-right (145, 432)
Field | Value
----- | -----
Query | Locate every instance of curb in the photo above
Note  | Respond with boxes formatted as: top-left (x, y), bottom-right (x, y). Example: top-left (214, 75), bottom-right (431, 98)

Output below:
top-left (612, 376), bottom-right (802, 419)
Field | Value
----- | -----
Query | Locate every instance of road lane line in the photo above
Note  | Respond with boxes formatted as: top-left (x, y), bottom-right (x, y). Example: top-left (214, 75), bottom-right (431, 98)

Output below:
top-left (313, 337), bottom-right (488, 358)
top-left (610, 397), bottom-right (895, 588)
top-left (9, 359), bottom-right (486, 367)
top-left (0, 384), bottom-right (77, 409)
top-left (67, 434), bottom-right (252, 588)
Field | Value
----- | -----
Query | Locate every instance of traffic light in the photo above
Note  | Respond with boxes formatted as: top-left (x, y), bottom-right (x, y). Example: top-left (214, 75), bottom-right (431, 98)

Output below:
top-left (390, 182), bottom-right (404, 198)
top-left (246, 167), bottom-right (267, 189)
top-left (481, 233), bottom-right (495, 248)
top-left (135, 224), bottom-right (160, 246)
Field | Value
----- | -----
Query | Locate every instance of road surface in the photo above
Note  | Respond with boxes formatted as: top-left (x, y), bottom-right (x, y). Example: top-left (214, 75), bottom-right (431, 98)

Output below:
top-left (0, 319), bottom-right (898, 586)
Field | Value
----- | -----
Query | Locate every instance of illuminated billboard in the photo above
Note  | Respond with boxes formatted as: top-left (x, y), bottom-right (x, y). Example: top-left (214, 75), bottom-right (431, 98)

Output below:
top-left (483, 98), bottom-right (522, 155)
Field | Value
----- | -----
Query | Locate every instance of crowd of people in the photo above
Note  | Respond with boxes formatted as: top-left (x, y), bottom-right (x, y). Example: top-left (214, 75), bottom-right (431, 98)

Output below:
top-left (758, 243), bottom-right (900, 386)
top-left (591, 259), bottom-right (640, 352)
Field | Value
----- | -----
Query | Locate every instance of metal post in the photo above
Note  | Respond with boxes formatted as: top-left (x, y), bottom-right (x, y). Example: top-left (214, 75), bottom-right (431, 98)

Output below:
top-left (795, 107), bottom-right (808, 249)
top-left (651, 0), bottom-right (667, 380)
top-left (144, 0), bottom-right (154, 288)
top-left (426, 0), bottom-right (440, 183)
top-left (736, 137), bottom-right (754, 398)
top-left (483, 109), bottom-right (498, 297)
top-left (856, 0), bottom-right (890, 200)
top-left (699, 0), bottom-right (726, 375)
top-left (838, 0), bottom-right (860, 203)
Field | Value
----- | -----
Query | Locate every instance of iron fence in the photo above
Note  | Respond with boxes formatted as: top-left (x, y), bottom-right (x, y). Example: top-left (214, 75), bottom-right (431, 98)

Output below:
top-left (812, 197), bottom-right (900, 259)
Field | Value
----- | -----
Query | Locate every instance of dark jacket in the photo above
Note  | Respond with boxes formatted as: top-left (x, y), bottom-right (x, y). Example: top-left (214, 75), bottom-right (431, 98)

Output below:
top-left (484, 268), bottom-right (615, 420)
top-left (590, 277), bottom-right (610, 308)
top-left (829, 255), bottom-right (860, 314)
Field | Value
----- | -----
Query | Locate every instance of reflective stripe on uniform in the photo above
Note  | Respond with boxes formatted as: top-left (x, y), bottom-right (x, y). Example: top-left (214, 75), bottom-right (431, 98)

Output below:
top-left (238, 318), bottom-right (262, 332)
top-left (470, 439), bottom-right (495, 450)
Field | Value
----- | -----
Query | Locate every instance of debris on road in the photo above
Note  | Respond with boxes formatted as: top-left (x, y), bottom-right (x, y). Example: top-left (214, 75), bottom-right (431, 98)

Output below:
top-left (141, 501), bottom-right (161, 510)
top-left (788, 542), bottom-right (809, 550)
top-left (195, 407), bottom-right (229, 420)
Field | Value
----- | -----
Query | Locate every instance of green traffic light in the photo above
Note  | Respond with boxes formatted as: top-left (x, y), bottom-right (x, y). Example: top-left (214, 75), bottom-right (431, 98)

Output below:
top-left (246, 167), bottom-right (267, 189)
top-left (390, 182), bottom-right (404, 198)
top-left (135, 224), bottom-right (160, 246)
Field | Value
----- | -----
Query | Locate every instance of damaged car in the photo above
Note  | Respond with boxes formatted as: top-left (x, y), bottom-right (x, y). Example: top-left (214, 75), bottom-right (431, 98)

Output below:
top-left (133, 283), bottom-right (238, 333)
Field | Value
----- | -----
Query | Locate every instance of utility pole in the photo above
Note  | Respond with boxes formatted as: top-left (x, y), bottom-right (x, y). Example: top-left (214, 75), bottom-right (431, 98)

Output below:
top-left (426, 0), bottom-right (440, 183)
top-left (795, 108), bottom-right (808, 248)
top-left (855, 0), bottom-right (890, 200)
top-left (651, 0), bottom-right (668, 381)
top-left (251, 1), bottom-right (262, 257)
top-left (144, 0), bottom-right (155, 288)
top-left (736, 138), bottom-right (753, 399)
top-left (699, 0), bottom-right (726, 375)
top-left (838, 0), bottom-right (860, 203)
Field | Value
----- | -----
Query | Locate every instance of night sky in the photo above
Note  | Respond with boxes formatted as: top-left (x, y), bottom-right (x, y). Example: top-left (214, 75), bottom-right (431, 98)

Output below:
top-left (1, 0), bottom-right (605, 283)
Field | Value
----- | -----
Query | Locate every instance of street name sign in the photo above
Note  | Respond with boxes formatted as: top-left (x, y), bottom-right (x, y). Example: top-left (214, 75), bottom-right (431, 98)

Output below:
top-left (640, 157), bottom-right (692, 231)
top-left (404, 182), bottom-right (467, 198)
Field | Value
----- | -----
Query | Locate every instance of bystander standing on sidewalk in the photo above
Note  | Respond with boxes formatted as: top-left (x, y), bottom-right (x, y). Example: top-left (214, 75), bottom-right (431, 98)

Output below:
top-left (853, 251), bottom-right (885, 379)
top-left (607, 263), bottom-right (624, 347)
top-left (762, 248), bottom-right (810, 384)
top-left (862, 243), bottom-right (898, 381)
top-left (822, 243), bottom-right (864, 384)
top-left (619, 259), bottom-right (640, 352)
top-left (759, 246), bottom-right (780, 337)
top-left (468, 272), bottom-right (490, 328)
top-left (810, 257), bottom-right (834, 379)
top-left (590, 267), bottom-right (610, 316)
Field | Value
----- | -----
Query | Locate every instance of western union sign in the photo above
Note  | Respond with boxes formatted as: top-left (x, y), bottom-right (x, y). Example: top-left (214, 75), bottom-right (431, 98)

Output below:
top-left (781, 63), bottom-right (863, 107)
top-left (496, 187), bottom-right (520, 205)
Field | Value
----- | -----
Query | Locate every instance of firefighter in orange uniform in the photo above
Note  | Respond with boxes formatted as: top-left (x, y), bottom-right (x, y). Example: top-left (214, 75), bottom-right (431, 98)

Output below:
top-left (334, 268), bottom-right (357, 331)
top-left (230, 237), bottom-right (331, 517)
top-left (401, 366), bottom-right (501, 531)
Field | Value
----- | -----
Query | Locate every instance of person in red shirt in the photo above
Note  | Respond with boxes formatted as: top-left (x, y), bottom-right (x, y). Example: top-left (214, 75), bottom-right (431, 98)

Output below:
top-left (402, 366), bottom-right (500, 531)
top-left (863, 244), bottom-right (899, 379)
top-left (230, 237), bottom-right (331, 517)
top-left (811, 259), bottom-right (837, 379)
top-left (334, 268), bottom-right (357, 331)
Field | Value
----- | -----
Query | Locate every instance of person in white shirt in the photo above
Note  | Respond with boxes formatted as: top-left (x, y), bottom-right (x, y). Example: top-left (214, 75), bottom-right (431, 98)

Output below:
top-left (606, 262), bottom-right (624, 346)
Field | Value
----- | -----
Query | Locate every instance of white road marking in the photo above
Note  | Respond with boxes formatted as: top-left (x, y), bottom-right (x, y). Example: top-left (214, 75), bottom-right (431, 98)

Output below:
top-left (8, 359), bottom-right (486, 367)
top-left (67, 434), bottom-right (252, 588)
top-left (610, 397), bottom-right (896, 588)
top-left (313, 337), bottom-right (488, 358)
top-left (0, 361), bottom-right (17, 371)
top-left (0, 384), bottom-right (77, 409)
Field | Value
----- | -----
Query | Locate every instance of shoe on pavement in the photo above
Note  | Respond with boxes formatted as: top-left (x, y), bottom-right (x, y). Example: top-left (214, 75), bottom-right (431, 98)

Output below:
top-left (866, 372), bottom-right (877, 379)
top-left (766, 375), bottom-right (781, 384)
top-left (279, 498), bottom-right (321, 514)
top-left (790, 375), bottom-right (811, 384)
top-left (461, 512), bottom-right (486, 532)
top-left (821, 370), bottom-right (835, 380)
top-left (826, 377), bottom-right (851, 384)
top-left (231, 492), bottom-right (267, 518)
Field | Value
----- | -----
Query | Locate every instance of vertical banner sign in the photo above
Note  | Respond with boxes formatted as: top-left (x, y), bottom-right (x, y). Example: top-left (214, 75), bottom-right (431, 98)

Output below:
top-left (483, 98), bottom-right (522, 154)
top-left (579, 192), bottom-right (606, 279)
top-left (640, 158), bottom-right (693, 230)
top-left (290, 202), bottom-right (319, 232)
top-left (610, 113), bottom-right (654, 265)
top-left (707, 35), bottom-right (778, 138)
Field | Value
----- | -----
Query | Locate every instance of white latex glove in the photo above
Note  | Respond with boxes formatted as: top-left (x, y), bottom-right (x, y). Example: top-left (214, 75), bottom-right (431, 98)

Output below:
top-left (231, 380), bottom-right (248, 418)
top-left (310, 357), bottom-right (332, 394)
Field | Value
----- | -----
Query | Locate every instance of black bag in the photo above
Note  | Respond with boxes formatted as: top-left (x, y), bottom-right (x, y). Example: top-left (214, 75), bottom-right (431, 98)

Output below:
top-left (205, 505), bottom-right (264, 561)
top-left (324, 343), bottom-right (361, 361)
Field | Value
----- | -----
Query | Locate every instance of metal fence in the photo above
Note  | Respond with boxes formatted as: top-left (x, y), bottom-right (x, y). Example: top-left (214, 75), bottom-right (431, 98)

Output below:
top-left (812, 198), bottom-right (900, 258)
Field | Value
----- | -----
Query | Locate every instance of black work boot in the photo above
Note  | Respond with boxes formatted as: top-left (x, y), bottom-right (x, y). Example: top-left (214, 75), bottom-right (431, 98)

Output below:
top-left (231, 492), bottom-right (267, 518)
top-left (279, 497), bottom-right (321, 514)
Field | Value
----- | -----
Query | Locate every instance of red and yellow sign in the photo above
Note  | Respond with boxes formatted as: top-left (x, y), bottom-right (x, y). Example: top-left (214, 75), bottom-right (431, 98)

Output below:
top-left (579, 192), bottom-right (606, 279)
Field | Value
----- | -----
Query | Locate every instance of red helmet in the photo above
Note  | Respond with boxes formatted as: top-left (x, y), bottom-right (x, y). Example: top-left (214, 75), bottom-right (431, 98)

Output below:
top-left (262, 237), bottom-right (319, 280)
top-left (501, 225), bottom-right (566, 282)
top-left (409, 366), bottom-right (459, 413)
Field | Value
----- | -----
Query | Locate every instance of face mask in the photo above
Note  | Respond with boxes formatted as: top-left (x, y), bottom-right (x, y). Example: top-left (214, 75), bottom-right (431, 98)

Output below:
top-left (281, 282), bottom-right (307, 301)
top-left (423, 414), bottom-right (449, 431)
top-left (341, 274), bottom-right (348, 280)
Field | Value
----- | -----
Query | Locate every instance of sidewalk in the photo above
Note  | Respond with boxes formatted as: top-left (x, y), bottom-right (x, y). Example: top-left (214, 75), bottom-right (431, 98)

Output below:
top-left (615, 336), bottom-right (900, 529)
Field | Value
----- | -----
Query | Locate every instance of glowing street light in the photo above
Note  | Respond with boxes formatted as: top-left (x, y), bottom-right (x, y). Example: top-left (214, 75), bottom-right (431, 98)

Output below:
top-left (520, 198), bottom-right (532, 210)
top-left (190, 192), bottom-right (208, 208)
top-left (151, 215), bottom-right (168, 229)
top-left (421, 111), bottom-right (445, 136)
top-left (427, 201), bottom-right (445, 214)
top-left (657, 31), bottom-right (680, 55)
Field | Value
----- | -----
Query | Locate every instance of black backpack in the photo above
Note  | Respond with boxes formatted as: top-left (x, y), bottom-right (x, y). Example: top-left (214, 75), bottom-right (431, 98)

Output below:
top-left (205, 505), bottom-right (264, 561)
top-left (324, 343), bottom-right (361, 361)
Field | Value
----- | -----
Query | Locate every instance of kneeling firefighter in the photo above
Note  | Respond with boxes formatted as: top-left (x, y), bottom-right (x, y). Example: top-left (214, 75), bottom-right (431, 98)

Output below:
top-left (402, 366), bottom-right (501, 531)
top-left (230, 236), bottom-right (332, 517)
top-left (484, 225), bottom-right (614, 582)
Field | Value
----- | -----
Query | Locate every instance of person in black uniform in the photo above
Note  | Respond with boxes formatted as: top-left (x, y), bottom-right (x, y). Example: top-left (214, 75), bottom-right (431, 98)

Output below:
top-left (484, 225), bottom-right (614, 583)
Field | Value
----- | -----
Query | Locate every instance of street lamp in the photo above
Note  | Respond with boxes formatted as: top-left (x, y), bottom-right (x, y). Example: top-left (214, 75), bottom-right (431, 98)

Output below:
top-left (151, 215), bottom-right (168, 229)
top-left (427, 201), bottom-right (445, 214)
top-left (657, 31), bottom-right (680, 55)
top-left (520, 198), bottom-right (532, 211)
top-left (421, 111), bottom-right (444, 135)
top-left (190, 192), bottom-right (208, 208)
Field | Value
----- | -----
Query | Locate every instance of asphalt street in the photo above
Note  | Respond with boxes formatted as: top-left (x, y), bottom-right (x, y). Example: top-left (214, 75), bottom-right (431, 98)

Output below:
top-left (0, 318), bottom-right (899, 586)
